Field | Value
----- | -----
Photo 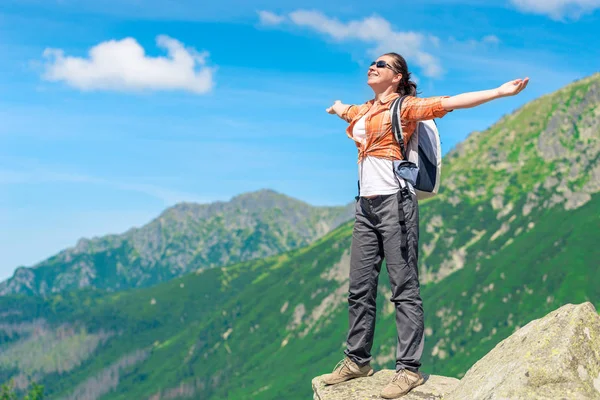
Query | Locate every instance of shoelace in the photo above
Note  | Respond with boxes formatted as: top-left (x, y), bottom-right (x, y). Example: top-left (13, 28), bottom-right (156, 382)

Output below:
top-left (332, 358), bottom-right (349, 373)
top-left (391, 369), bottom-right (412, 386)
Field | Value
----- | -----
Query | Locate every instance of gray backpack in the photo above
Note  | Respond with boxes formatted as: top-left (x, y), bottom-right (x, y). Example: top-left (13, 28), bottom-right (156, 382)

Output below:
top-left (390, 96), bottom-right (442, 200)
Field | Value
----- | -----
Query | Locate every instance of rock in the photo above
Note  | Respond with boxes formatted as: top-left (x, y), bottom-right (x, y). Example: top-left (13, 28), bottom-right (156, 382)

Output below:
top-left (312, 303), bottom-right (600, 399)
top-left (444, 302), bottom-right (600, 400)
top-left (312, 370), bottom-right (459, 400)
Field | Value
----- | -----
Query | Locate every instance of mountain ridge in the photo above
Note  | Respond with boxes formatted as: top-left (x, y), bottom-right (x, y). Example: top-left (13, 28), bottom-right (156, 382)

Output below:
top-left (0, 188), bottom-right (354, 296)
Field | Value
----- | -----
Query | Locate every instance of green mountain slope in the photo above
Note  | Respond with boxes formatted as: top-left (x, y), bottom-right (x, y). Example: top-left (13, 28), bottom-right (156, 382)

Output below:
top-left (0, 189), bottom-right (354, 296)
top-left (0, 195), bottom-right (598, 399)
top-left (0, 74), bottom-right (599, 399)
top-left (418, 73), bottom-right (600, 283)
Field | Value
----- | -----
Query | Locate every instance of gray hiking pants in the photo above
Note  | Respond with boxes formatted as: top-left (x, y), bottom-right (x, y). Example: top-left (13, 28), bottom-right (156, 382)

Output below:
top-left (344, 187), bottom-right (424, 373)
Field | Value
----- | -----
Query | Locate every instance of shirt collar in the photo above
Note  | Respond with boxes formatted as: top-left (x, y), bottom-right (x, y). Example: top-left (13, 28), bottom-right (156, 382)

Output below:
top-left (380, 92), bottom-right (400, 105)
top-left (369, 92), bottom-right (400, 106)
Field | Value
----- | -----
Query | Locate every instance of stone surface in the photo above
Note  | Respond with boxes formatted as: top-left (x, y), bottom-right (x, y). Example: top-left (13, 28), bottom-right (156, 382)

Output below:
top-left (312, 303), bottom-right (600, 400)
top-left (445, 302), bottom-right (600, 400)
top-left (312, 370), bottom-right (459, 400)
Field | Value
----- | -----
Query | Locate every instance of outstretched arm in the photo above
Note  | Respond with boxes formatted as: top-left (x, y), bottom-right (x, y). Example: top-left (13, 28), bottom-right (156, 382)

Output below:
top-left (441, 78), bottom-right (529, 111)
top-left (326, 100), bottom-right (358, 122)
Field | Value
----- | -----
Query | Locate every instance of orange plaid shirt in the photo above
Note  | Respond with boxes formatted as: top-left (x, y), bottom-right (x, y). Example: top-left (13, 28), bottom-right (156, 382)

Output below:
top-left (342, 92), bottom-right (450, 162)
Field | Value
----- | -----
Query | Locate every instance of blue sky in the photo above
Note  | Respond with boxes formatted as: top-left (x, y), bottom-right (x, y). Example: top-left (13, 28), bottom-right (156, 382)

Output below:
top-left (1, 0), bottom-right (599, 280)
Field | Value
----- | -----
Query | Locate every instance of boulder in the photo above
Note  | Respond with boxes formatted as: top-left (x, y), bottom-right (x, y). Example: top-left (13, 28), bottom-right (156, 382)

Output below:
top-left (312, 303), bottom-right (600, 399)
top-left (445, 302), bottom-right (600, 400)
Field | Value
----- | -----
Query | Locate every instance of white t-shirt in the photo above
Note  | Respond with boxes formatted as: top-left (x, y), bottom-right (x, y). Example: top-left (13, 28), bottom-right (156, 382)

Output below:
top-left (353, 115), bottom-right (400, 197)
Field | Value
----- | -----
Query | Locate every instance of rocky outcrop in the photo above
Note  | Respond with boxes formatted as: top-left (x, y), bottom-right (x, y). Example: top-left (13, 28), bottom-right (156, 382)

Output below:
top-left (312, 302), bottom-right (600, 400)
top-left (446, 302), bottom-right (600, 400)
top-left (312, 371), bottom-right (459, 400)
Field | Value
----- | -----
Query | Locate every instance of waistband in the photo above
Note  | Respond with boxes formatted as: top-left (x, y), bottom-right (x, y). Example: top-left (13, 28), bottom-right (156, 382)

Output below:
top-left (358, 192), bottom-right (396, 206)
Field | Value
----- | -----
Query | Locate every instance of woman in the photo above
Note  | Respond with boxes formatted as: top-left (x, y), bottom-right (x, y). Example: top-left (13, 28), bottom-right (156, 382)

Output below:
top-left (323, 52), bottom-right (528, 399)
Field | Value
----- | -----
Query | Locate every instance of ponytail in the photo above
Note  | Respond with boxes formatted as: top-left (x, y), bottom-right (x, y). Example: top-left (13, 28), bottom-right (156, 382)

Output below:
top-left (400, 75), bottom-right (418, 97)
top-left (384, 52), bottom-right (419, 97)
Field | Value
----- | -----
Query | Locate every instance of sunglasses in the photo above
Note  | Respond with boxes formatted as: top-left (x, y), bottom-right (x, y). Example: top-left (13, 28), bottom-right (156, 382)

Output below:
top-left (370, 60), bottom-right (399, 73)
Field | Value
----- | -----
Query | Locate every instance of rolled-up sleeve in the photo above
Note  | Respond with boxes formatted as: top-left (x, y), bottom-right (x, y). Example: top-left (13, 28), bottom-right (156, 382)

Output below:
top-left (401, 96), bottom-right (450, 122)
top-left (341, 104), bottom-right (360, 123)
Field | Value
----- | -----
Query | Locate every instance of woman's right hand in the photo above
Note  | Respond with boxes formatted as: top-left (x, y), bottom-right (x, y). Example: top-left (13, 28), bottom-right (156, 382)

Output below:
top-left (326, 100), bottom-right (342, 114)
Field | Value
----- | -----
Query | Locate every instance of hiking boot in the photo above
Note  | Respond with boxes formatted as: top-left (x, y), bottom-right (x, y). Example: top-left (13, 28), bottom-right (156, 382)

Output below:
top-left (380, 368), bottom-right (425, 399)
top-left (321, 357), bottom-right (374, 385)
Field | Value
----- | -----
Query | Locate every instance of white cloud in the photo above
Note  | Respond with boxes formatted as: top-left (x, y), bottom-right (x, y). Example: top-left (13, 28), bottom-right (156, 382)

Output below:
top-left (510, 0), bottom-right (600, 20)
top-left (260, 10), bottom-right (443, 77)
top-left (448, 35), bottom-right (502, 49)
top-left (42, 35), bottom-right (215, 94)
top-left (482, 35), bottom-right (501, 45)
top-left (257, 10), bottom-right (286, 25)
top-left (429, 35), bottom-right (441, 48)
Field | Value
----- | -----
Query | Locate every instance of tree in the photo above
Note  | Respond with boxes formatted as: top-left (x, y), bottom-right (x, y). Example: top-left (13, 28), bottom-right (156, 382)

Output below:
top-left (0, 381), bottom-right (44, 400)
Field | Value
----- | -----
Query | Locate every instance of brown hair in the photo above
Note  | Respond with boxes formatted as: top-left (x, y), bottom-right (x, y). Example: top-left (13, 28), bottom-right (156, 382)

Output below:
top-left (384, 52), bottom-right (418, 97)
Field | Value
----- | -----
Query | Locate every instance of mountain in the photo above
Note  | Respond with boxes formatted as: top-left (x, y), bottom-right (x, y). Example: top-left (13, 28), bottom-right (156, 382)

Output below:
top-left (0, 73), bottom-right (599, 399)
top-left (0, 196), bottom-right (598, 399)
top-left (0, 189), bottom-right (354, 296)
top-left (417, 73), bottom-right (600, 284)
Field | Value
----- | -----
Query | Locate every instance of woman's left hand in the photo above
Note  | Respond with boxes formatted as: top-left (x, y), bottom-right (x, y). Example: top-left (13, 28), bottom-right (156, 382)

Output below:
top-left (497, 77), bottom-right (530, 97)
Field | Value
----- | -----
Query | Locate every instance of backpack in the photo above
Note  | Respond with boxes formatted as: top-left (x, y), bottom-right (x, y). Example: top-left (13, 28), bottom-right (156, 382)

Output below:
top-left (390, 95), bottom-right (442, 200)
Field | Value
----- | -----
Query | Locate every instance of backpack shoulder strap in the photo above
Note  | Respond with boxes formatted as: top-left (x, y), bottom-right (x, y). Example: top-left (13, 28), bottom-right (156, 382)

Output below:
top-left (390, 95), bottom-right (409, 160)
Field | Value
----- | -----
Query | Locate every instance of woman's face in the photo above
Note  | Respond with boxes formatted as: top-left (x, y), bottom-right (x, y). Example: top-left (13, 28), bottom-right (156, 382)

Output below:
top-left (367, 55), bottom-right (401, 89)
